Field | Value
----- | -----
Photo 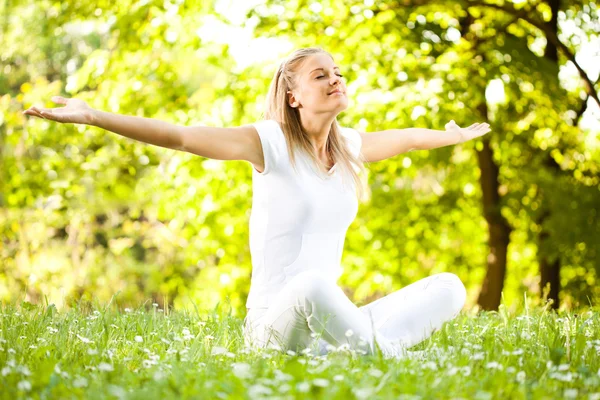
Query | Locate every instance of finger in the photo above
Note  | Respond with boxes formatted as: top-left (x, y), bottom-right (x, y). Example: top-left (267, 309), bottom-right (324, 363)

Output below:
top-left (39, 110), bottom-right (57, 121)
top-left (51, 96), bottom-right (68, 105)
top-left (24, 108), bottom-right (45, 119)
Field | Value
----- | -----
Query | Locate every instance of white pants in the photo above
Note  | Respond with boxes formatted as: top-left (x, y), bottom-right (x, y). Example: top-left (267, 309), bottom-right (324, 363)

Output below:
top-left (243, 270), bottom-right (467, 357)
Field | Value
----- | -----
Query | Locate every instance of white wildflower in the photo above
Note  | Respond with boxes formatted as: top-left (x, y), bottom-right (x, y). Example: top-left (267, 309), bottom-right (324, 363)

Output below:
top-left (345, 329), bottom-right (354, 337)
top-left (232, 362), bottom-right (252, 379)
top-left (472, 352), bottom-right (485, 360)
top-left (98, 363), bottom-right (114, 372)
top-left (73, 377), bottom-right (88, 388)
top-left (278, 383), bottom-right (291, 393)
top-left (550, 372), bottom-right (573, 382)
top-left (124, 308), bottom-right (132, 313)
top-left (368, 368), bottom-right (384, 378)
top-left (462, 366), bottom-right (472, 377)
top-left (486, 362), bottom-right (503, 370)
top-left (296, 382), bottom-right (311, 393)
top-left (108, 385), bottom-right (126, 399)
top-left (313, 378), bottom-right (329, 387)
top-left (76, 334), bottom-right (94, 344)
top-left (134, 336), bottom-right (143, 343)
top-left (423, 361), bottom-right (438, 370)
top-left (516, 371), bottom-right (526, 383)
top-left (211, 346), bottom-right (227, 355)
top-left (286, 350), bottom-right (297, 356)
top-left (506, 366), bottom-right (516, 373)
top-left (153, 371), bottom-right (166, 380)
top-left (249, 384), bottom-right (273, 396)
top-left (17, 365), bottom-right (31, 376)
top-left (564, 389), bottom-right (578, 398)
top-left (274, 369), bottom-right (293, 381)
top-left (558, 364), bottom-right (570, 371)
top-left (333, 374), bottom-right (344, 381)
top-left (1, 367), bottom-right (11, 376)
top-left (17, 380), bottom-right (31, 391)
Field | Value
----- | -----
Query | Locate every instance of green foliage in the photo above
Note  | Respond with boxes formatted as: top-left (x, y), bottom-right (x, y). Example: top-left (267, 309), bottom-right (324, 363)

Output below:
top-left (1, 0), bottom-right (599, 313)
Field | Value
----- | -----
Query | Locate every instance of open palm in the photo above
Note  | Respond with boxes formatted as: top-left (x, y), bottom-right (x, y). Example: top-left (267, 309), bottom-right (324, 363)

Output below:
top-left (445, 120), bottom-right (491, 143)
top-left (23, 96), bottom-right (94, 125)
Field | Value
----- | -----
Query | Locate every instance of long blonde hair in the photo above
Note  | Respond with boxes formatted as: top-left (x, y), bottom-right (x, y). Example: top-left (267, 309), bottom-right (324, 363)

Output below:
top-left (262, 47), bottom-right (368, 200)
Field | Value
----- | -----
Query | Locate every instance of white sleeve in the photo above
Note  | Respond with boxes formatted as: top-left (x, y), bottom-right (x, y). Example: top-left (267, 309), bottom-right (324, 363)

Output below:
top-left (341, 127), bottom-right (363, 158)
top-left (251, 119), bottom-right (282, 175)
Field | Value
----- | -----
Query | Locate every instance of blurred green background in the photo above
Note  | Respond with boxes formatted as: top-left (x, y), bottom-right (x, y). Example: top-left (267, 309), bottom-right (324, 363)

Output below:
top-left (1, 0), bottom-right (599, 315)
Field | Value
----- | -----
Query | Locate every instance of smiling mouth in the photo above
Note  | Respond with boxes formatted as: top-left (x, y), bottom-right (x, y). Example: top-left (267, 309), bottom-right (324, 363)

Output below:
top-left (328, 90), bottom-right (344, 95)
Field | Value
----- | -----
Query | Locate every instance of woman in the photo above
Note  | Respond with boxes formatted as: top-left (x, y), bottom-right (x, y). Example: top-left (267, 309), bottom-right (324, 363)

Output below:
top-left (24, 47), bottom-right (490, 358)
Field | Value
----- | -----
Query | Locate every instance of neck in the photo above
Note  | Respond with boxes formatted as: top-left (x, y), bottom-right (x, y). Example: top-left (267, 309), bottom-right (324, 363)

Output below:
top-left (298, 111), bottom-right (336, 157)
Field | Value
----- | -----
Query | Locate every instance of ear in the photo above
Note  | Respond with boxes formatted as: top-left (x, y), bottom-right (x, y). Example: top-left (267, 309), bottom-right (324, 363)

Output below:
top-left (287, 90), bottom-right (300, 108)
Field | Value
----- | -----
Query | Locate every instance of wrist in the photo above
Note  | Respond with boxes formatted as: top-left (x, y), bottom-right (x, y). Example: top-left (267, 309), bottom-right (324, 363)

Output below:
top-left (87, 109), bottom-right (101, 126)
top-left (455, 129), bottom-right (465, 144)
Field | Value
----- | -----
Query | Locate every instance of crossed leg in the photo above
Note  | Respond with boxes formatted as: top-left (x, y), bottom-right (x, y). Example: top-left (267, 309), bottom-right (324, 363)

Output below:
top-left (243, 270), bottom-right (466, 356)
top-left (358, 272), bottom-right (467, 348)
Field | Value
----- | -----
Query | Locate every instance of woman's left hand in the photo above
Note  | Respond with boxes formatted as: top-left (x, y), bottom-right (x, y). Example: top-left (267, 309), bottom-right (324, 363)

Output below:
top-left (445, 120), bottom-right (491, 143)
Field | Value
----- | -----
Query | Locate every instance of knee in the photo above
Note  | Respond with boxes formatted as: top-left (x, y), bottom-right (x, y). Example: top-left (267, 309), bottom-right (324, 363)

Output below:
top-left (437, 272), bottom-right (467, 315)
top-left (288, 271), bottom-right (336, 304)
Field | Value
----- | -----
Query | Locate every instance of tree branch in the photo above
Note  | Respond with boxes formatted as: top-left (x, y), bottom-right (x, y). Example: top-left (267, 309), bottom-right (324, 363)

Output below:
top-left (465, 0), bottom-right (600, 108)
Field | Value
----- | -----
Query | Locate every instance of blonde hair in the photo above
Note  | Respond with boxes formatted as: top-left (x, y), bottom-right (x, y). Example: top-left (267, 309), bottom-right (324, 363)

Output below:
top-left (262, 47), bottom-right (368, 200)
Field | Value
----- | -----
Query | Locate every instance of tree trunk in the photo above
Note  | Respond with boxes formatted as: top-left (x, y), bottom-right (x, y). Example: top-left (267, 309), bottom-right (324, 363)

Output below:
top-left (475, 103), bottom-right (512, 310)
top-left (537, 0), bottom-right (561, 309)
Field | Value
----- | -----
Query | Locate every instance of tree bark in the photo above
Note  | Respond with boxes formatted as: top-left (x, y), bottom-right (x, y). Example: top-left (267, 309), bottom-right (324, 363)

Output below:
top-left (475, 102), bottom-right (512, 310)
top-left (536, 0), bottom-right (561, 309)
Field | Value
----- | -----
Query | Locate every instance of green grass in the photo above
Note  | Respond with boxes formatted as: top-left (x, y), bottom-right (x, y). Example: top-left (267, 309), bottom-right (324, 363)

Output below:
top-left (1, 300), bottom-right (599, 399)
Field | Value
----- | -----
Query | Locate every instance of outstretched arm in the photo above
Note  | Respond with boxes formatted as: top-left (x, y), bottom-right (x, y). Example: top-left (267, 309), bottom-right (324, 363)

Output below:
top-left (24, 96), bottom-right (185, 150)
top-left (23, 96), bottom-right (264, 165)
top-left (358, 120), bottom-right (491, 163)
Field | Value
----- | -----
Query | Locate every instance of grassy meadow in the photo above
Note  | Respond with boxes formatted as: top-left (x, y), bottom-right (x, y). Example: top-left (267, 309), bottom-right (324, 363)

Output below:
top-left (1, 300), bottom-right (599, 399)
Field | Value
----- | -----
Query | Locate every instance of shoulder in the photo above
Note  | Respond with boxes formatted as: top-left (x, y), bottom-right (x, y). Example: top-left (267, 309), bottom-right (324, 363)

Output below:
top-left (250, 119), bottom-right (286, 175)
top-left (253, 119), bottom-right (282, 135)
top-left (339, 126), bottom-right (363, 153)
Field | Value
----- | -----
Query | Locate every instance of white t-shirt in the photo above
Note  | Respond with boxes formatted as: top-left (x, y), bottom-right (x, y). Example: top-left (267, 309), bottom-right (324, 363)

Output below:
top-left (246, 119), bottom-right (362, 309)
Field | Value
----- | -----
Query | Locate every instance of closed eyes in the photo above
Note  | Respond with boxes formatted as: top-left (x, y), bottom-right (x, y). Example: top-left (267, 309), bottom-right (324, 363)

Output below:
top-left (316, 74), bottom-right (344, 79)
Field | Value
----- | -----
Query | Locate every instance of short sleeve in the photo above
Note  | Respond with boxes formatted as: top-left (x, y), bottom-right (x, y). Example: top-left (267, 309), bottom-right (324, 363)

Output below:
top-left (341, 127), bottom-right (363, 158)
top-left (252, 119), bottom-right (282, 175)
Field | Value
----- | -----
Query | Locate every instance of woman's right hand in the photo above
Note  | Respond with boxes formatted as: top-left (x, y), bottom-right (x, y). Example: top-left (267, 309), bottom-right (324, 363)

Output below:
top-left (23, 96), bottom-right (95, 125)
